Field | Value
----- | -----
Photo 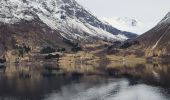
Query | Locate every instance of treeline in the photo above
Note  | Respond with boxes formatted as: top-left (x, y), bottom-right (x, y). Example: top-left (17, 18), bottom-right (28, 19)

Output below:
top-left (71, 43), bottom-right (82, 52)
top-left (40, 46), bottom-right (65, 54)
top-left (107, 40), bottom-right (140, 55)
top-left (107, 40), bottom-right (140, 51)
top-left (40, 46), bottom-right (65, 60)
top-left (120, 40), bottom-right (140, 49)
top-left (63, 38), bottom-right (82, 52)
top-left (0, 56), bottom-right (6, 63)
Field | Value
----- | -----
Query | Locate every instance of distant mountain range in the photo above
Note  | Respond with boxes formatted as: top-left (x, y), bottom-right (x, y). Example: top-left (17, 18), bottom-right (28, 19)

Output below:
top-left (101, 17), bottom-right (152, 35)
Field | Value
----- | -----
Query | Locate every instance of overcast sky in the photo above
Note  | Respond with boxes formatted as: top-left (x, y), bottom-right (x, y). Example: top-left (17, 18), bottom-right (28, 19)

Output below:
top-left (75, 0), bottom-right (170, 26)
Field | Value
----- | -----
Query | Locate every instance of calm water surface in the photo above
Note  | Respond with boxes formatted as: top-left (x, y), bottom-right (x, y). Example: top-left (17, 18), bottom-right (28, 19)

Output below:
top-left (0, 63), bottom-right (170, 100)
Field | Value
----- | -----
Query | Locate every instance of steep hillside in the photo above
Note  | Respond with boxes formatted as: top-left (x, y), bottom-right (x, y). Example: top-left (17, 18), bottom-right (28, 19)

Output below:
top-left (137, 12), bottom-right (170, 55)
top-left (0, 20), bottom-right (73, 56)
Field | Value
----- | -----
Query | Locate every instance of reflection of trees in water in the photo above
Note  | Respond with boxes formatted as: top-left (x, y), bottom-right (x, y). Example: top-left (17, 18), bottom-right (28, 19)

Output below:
top-left (41, 63), bottom-right (61, 77)
top-left (0, 65), bottom-right (6, 75)
top-left (0, 62), bottom-right (112, 99)
top-left (1, 62), bottom-right (170, 99)
top-left (0, 62), bottom-right (79, 99)
top-left (19, 72), bottom-right (31, 79)
top-left (59, 62), bottom-right (101, 75)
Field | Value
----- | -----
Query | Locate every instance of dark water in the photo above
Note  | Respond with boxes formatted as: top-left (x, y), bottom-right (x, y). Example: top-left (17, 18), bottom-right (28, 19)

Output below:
top-left (0, 63), bottom-right (170, 100)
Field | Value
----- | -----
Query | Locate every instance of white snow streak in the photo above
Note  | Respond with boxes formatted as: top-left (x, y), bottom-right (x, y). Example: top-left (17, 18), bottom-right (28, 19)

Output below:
top-left (151, 26), bottom-right (169, 50)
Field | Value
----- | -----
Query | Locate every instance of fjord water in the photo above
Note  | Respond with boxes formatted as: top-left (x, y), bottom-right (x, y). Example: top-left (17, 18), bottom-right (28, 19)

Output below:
top-left (0, 63), bottom-right (170, 100)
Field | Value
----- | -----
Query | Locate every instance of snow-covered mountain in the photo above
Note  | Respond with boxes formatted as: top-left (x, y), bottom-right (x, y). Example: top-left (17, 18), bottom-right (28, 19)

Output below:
top-left (102, 17), bottom-right (151, 35)
top-left (0, 0), bottom-right (137, 42)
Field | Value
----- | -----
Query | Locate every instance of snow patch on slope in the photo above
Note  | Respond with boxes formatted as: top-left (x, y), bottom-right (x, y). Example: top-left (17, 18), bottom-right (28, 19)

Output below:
top-left (38, 13), bottom-right (127, 41)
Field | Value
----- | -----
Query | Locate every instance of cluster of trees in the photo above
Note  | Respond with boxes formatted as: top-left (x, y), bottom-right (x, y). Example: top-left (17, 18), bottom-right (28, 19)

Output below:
top-left (19, 73), bottom-right (31, 79)
top-left (57, 48), bottom-right (65, 52)
top-left (0, 56), bottom-right (6, 63)
top-left (40, 43), bottom-right (82, 60)
top-left (152, 52), bottom-right (159, 57)
top-left (71, 43), bottom-right (82, 52)
top-left (107, 41), bottom-right (122, 51)
top-left (120, 40), bottom-right (140, 49)
top-left (15, 43), bottom-right (31, 57)
top-left (40, 46), bottom-right (66, 60)
top-left (40, 46), bottom-right (56, 54)
top-left (40, 46), bottom-right (66, 54)
top-left (63, 38), bottom-right (82, 52)
top-left (45, 54), bottom-right (60, 59)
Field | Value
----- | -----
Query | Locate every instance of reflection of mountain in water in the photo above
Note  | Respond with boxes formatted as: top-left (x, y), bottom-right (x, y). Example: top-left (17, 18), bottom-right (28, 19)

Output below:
top-left (0, 63), bottom-right (170, 100)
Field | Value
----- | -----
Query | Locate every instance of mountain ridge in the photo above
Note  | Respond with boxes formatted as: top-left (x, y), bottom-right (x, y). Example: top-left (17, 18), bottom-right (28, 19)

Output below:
top-left (135, 11), bottom-right (170, 56)
top-left (0, 0), bottom-right (137, 42)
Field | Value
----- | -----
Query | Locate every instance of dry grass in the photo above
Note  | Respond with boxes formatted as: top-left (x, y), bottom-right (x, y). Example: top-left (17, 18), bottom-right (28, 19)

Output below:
top-left (59, 49), bottom-right (147, 73)
top-left (59, 51), bottom-right (100, 73)
top-left (106, 55), bottom-right (146, 68)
